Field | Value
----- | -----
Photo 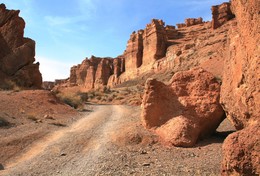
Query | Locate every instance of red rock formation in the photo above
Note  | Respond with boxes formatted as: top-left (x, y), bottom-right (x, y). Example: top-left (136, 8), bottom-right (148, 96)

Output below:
top-left (222, 123), bottom-right (260, 176)
top-left (0, 4), bottom-right (42, 89)
top-left (185, 17), bottom-right (203, 27)
top-left (165, 25), bottom-right (178, 40)
top-left (176, 23), bottom-right (186, 29)
top-left (70, 58), bottom-right (91, 86)
top-left (177, 17), bottom-right (203, 28)
top-left (142, 19), bottom-right (167, 66)
top-left (95, 58), bottom-right (113, 89)
top-left (124, 30), bottom-right (143, 70)
top-left (141, 68), bottom-right (224, 147)
top-left (113, 56), bottom-right (125, 77)
top-left (221, 0), bottom-right (260, 175)
top-left (220, 0), bottom-right (259, 130)
top-left (211, 2), bottom-right (235, 29)
top-left (68, 56), bottom-right (115, 90)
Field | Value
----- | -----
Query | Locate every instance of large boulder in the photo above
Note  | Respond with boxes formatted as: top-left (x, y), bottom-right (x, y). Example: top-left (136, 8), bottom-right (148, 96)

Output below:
top-left (141, 68), bottom-right (224, 147)
top-left (221, 0), bottom-right (260, 175)
top-left (222, 124), bottom-right (260, 176)
top-left (0, 4), bottom-right (42, 89)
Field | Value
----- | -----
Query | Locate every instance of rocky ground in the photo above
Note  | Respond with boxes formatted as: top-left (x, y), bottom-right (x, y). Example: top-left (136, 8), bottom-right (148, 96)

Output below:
top-left (0, 91), bottom-right (235, 175)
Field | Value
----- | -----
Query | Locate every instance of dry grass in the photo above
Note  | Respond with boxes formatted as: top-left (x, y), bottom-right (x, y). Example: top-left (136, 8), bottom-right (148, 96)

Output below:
top-left (54, 91), bottom-right (87, 109)
top-left (0, 80), bottom-right (22, 91)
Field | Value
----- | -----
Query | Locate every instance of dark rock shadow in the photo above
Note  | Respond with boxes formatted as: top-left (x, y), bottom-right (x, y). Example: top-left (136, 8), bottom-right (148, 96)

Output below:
top-left (0, 163), bottom-right (4, 170)
top-left (194, 130), bottom-right (236, 147)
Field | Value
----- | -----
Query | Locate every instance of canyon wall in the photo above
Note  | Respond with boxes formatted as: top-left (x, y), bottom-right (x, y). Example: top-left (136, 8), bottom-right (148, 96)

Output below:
top-left (0, 4), bottom-right (42, 89)
top-left (221, 0), bottom-right (260, 175)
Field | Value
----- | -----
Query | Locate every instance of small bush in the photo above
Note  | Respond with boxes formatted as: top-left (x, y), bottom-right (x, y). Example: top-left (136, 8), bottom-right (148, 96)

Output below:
top-left (0, 80), bottom-right (22, 91)
top-left (77, 92), bottom-right (88, 102)
top-left (56, 92), bottom-right (84, 109)
top-left (27, 115), bottom-right (38, 121)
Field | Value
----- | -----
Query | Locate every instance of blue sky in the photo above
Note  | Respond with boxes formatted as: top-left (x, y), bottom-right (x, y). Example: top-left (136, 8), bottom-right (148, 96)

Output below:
top-left (2, 0), bottom-right (226, 81)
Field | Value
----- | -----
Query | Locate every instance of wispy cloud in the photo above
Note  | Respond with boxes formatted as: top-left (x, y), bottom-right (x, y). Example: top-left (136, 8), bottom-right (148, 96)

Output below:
top-left (44, 16), bottom-right (76, 26)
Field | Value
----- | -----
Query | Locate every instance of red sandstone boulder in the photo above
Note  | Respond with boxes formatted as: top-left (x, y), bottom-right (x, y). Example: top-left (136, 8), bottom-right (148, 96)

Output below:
top-left (141, 68), bottom-right (224, 147)
top-left (222, 124), bottom-right (260, 176)
top-left (0, 4), bottom-right (42, 89)
top-left (211, 2), bottom-right (235, 29)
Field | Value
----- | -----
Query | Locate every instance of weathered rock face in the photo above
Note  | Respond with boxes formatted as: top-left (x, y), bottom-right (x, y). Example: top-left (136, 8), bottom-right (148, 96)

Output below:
top-left (68, 56), bottom-right (115, 90)
top-left (141, 68), bottom-right (224, 147)
top-left (177, 17), bottom-right (203, 28)
top-left (95, 59), bottom-right (113, 89)
top-left (221, 0), bottom-right (260, 175)
top-left (222, 124), bottom-right (260, 176)
top-left (124, 30), bottom-right (143, 70)
top-left (0, 4), bottom-right (42, 89)
top-left (220, 0), bottom-right (260, 130)
top-left (70, 59), bottom-right (91, 86)
top-left (64, 4), bottom-right (233, 91)
top-left (185, 18), bottom-right (203, 27)
top-left (142, 19), bottom-right (167, 66)
top-left (212, 2), bottom-right (235, 29)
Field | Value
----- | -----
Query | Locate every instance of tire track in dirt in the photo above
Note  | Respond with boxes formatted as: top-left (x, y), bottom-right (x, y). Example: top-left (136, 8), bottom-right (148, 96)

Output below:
top-left (2, 105), bottom-right (130, 175)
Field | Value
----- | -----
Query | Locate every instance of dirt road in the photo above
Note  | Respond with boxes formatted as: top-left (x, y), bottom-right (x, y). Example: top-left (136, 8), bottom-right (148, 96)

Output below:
top-left (1, 105), bottom-right (233, 176)
top-left (1, 105), bottom-right (136, 176)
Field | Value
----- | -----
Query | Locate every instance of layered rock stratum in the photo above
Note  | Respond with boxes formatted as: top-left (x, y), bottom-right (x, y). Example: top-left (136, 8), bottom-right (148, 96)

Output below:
top-left (221, 0), bottom-right (260, 175)
top-left (0, 4), bottom-right (42, 89)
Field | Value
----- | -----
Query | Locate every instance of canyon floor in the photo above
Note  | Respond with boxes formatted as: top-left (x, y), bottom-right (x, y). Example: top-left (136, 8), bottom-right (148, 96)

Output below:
top-left (0, 92), bottom-right (235, 176)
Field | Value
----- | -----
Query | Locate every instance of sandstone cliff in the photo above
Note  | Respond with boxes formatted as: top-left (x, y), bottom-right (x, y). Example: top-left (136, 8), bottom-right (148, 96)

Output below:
top-left (67, 10), bottom-right (232, 91)
top-left (0, 4), bottom-right (42, 89)
top-left (221, 0), bottom-right (260, 175)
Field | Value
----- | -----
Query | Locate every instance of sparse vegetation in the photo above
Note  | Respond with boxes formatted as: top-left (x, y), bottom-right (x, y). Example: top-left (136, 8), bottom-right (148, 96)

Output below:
top-left (27, 114), bottom-right (38, 121)
top-left (56, 92), bottom-right (83, 109)
top-left (0, 80), bottom-right (22, 91)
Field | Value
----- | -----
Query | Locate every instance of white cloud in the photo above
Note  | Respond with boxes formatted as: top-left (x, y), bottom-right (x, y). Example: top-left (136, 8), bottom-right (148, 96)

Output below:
top-left (44, 16), bottom-right (75, 26)
top-left (37, 56), bottom-right (74, 82)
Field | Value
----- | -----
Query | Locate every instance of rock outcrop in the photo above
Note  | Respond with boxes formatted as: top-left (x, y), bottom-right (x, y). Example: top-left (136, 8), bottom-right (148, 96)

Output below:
top-left (177, 17), bottom-right (203, 28)
top-left (221, 0), bottom-right (260, 175)
top-left (0, 4), bottom-right (42, 89)
top-left (222, 123), bottom-right (260, 176)
top-left (124, 30), bottom-right (143, 70)
top-left (220, 0), bottom-right (260, 130)
top-left (69, 56), bottom-right (115, 90)
top-left (212, 2), bottom-right (235, 29)
top-left (141, 68), bottom-right (224, 147)
top-left (66, 10), bottom-right (232, 91)
top-left (142, 19), bottom-right (167, 66)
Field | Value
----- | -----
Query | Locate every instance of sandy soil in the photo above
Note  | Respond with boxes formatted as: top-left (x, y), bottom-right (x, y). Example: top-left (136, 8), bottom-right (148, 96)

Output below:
top-left (0, 102), bottom-right (235, 176)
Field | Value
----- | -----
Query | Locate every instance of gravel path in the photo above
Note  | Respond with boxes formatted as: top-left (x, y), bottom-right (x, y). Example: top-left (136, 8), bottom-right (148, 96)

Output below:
top-left (1, 105), bottom-right (234, 176)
